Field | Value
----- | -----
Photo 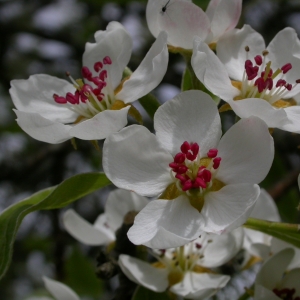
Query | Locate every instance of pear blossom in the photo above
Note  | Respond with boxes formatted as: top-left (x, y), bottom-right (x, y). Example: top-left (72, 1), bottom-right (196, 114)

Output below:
top-left (243, 177), bottom-right (300, 269)
top-left (243, 189), bottom-right (281, 262)
top-left (62, 189), bottom-right (148, 246)
top-left (254, 248), bottom-right (300, 300)
top-left (192, 25), bottom-right (300, 133)
top-left (119, 229), bottom-right (244, 299)
top-left (103, 90), bottom-right (274, 248)
top-left (10, 21), bottom-right (168, 144)
top-left (146, 0), bottom-right (242, 49)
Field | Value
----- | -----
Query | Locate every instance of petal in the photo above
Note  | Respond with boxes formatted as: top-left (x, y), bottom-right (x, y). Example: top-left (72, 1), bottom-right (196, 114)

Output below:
top-left (103, 125), bottom-right (173, 197)
top-left (280, 106), bottom-right (300, 133)
top-left (270, 238), bottom-right (300, 270)
top-left (254, 285), bottom-right (281, 300)
top-left (62, 209), bottom-right (114, 245)
top-left (69, 106), bottom-right (130, 140)
top-left (217, 25), bottom-right (266, 81)
top-left (157, 0), bottom-right (210, 49)
top-left (255, 248), bottom-right (294, 290)
top-left (227, 98), bottom-right (289, 129)
top-left (10, 74), bottom-right (77, 123)
top-left (170, 272), bottom-right (230, 299)
top-left (105, 189), bottom-right (148, 231)
top-left (43, 277), bottom-right (80, 300)
top-left (200, 227), bottom-right (244, 268)
top-left (192, 39), bottom-right (240, 100)
top-left (217, 117), bottom-right (274, 184)
top-left (83, 22), bottom-right (132, 89)
top-left (154, 90), bottom-right (221, 156)
top-left (280, 268), bottom-right (300, 295)
top-left (267, 27), bottom-right (300, 97)
top-left (146, 0), bottom-right (193, 37)
top-left (118, 255), bottom-right (169, 292)
top-left (201, 183), bottom-right (260, 233)
top-left (117, 31), bottom-right (168, 104)
top-left (206, 0), bottom-right (242, 43)
top-left (127, 196), bottom-right (204, 248)
top-left (14, 110), bottom-right (72, 144)
top-left (94, 21), bottom-right (132, 69)
top-left (250, 189), bottom-right (280, 222)
top-left (249, 243), bottom-right (272, 260)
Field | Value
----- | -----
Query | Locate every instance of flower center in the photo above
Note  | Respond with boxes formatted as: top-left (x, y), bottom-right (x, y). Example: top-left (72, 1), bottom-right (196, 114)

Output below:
top-left (273, 288), bottom-right (300, 300)
top-left (234, 47), bottom-right (300, 107)
top-left (169, 141), bottom-right (222, 192)
top-left (53, 56), bottom-right (116, 121)
top-left (152, 238), bottom-right (213, 287)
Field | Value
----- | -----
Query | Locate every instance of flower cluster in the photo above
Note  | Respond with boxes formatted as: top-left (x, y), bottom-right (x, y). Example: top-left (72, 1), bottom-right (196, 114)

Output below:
top-left (7, 0), bottom-right (300, 299)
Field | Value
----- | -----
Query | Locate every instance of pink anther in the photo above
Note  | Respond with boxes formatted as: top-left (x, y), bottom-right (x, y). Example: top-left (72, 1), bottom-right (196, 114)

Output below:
top-left (207, 148), bottom-right (218, 158)
top-left (103, 56), bottom-right (112, 65)
top-left (281, 63), bottom-right (292, 74)
top-left (94, 61), bottom-right (103, 72)
top-left (254, 55), bottom-right (262, 65)
top-left (53, 94), bottom-right (67, 104)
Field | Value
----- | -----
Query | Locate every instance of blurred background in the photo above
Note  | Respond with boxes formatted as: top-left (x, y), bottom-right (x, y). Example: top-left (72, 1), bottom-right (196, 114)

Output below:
top-left (1, 0), bottom-right (300, 299)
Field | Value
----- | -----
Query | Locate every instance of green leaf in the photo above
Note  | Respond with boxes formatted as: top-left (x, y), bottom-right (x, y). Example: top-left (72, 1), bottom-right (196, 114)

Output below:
top-left (132, 286), bottom-right (171, 300)
top-left (0, 172), bottom-right (111, 281)
top-left (244, 218), bottom-right (300, 248)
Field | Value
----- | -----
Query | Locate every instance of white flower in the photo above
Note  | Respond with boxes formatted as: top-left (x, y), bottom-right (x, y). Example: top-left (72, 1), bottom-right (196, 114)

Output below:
top-left (43, 277), bottom-right (80, 300)
top-left (119, 229), bottom-right (243, 299)
top-left (10, 21), bottom-right (168, 143)
top-left (146, 0), bottom-right (241, 50)
top-left (192, 25), bottom-right (300, 133)
top-left (103, 90), bottom-right (274, 248)
top-left (243, 176), bottom-right (300, 270)
top-left (62, 189), bottom-right (148, 246)
top-left (243, 189), bottom-right (281, 261)
top-left (254, 248), bottom-right (300, 300)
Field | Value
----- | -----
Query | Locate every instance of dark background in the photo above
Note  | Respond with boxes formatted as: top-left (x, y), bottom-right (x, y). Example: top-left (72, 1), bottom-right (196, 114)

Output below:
top-left (0, 0), bottom-right (300, 299)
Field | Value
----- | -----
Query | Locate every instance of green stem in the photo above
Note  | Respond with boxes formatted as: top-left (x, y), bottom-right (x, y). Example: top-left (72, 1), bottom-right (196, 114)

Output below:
top-left (244, 218), bottom-right (300, 234)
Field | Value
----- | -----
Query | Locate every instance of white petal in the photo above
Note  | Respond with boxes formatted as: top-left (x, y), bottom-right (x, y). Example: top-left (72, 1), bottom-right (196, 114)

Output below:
top-left (280, 268), bottom-right (300, 295)
top-left (280, 106), bottom-right (300, 133)
top-left (62, 209), bottom-right (114, 246)
top-left (227, 98), bottom-right (289, 129)
top-left (118, 255), bottom-right (169, 292)
top-left (254, 285), bottom-right (281, 300)
top-left (201, 183), bottom-right (260, 233)
top-left (105, 189), bottom-right (148, 231)
top-left (206, 0), bottom-right (242, 43)
top-left (200, 227), bottom-right (244, 268)
top-left (217, 25), bottom-right (266, 80)
top-left (127, 196), bottom-right (204, 248)
top-left (103, 125), bottom-right (173, 197)
top-left (154, 90), bottom-right (221, 156)
top-left (192, 39), bottom-right (240, 100)
top-left (10, 74), bottom-right (77, 123)
top-left (157, 0), bottom-right (210, 49)
top-left (170, 272), bottom-right (230, 299)
top-left (267, 27), bottom-right (300, 97)
top-left (69, 106), bottom-right (130, 140)
top-left (117, 31), bottom-right (168, 104)
top-left (249, 243), bottom-right (272, 260)
top-left (250, 189), bottom-right (280, 222)
top-left (217, 117), bottom-right (274, 184)
top-left (255, 248), bottom-right (294, 290)
top-left (270, 238), bottom-right (300, 269)
top-left (14, 110), bottom-right (72, 144)
top-left (94, 21), bottom-right (132, 70)
top-left (93, 214), bottom-right (116, 241)
top-left (43, 277), bottom-right (80, 300)
top-left (83, 22), bottom-right (132, 89)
